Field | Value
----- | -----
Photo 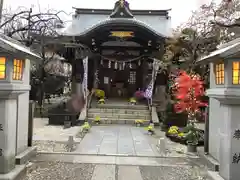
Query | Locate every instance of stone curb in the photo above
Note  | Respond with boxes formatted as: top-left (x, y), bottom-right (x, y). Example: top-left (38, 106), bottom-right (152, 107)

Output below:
top-left (36, 151), bottom-right (199, 159)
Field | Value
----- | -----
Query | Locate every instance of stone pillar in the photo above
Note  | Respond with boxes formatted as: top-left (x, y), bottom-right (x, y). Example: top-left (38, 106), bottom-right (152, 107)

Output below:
top-left (0, 98), bottom-right (17, 174)
top-left (16, 59), bottom-right (30, 154)
top-left (207, 89), bottom-right (240, 180)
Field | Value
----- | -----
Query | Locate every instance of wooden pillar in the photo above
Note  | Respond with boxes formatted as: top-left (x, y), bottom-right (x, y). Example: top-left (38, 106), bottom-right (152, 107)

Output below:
top-left (93, 57), bottom-right (99, 89)
top-left (142, 60), bottom-right (148, 89)
top-left (75, 59), bottom-right (84, 96)
top-left (73, 48), bottom-right (84, 97)
top-left (136, 60), bottom-right (143, 90)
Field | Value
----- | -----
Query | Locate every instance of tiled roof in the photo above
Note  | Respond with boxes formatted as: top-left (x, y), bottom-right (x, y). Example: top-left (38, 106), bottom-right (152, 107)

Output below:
top-left (198, 41), bottom-right (240, 63)
top-left (0, 34), bottom-right (41, 59)
top-left (59, 17), bottom-right (169, 38)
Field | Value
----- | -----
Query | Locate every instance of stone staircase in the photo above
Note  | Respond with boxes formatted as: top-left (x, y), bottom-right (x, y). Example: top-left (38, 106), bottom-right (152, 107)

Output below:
top-left (87, 103), bottom-right (151, 125)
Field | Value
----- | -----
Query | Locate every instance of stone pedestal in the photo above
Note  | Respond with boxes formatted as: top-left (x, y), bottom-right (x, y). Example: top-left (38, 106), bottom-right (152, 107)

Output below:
top-left (207, 88), bottom-right (240, 180)
top-left (0, 87), bottom-right (29, 180)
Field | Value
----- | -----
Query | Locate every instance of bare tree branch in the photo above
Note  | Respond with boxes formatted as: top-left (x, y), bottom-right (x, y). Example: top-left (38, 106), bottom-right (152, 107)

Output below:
top-left (0, 10), bottom-right (29, 28)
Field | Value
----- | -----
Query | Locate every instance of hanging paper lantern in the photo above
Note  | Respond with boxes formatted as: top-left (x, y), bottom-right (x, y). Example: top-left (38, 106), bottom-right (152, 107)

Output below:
top-left (115, 62), bottom-right (118, 69)
top-left (129, 62), bottom-right (132, 69)
top-left (108, 60), bottom-right (111, 68)
top-left (101, 60), bottom-right (103, 65)
top-left (123, 62), bottom-right (125, 69)
top-left (138, 60), bottom-right (141, 66)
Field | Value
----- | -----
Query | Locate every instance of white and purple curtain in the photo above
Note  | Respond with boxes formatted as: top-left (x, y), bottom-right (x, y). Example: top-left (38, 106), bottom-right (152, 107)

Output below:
top-left (144, 59), bottom-right (161, 100)
top-left (144, 80), bottom-right (153, 99)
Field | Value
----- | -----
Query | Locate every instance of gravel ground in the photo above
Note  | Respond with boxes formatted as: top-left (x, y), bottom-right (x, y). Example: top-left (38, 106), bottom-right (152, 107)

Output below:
top-left (33, 140), bottom-right (77, 152)
top-left (20, 162), bottom-right (210, 180)
top-left (139, 166), bottom-right (209, 180)
top-left (21, 162), bottom-right (95, 180)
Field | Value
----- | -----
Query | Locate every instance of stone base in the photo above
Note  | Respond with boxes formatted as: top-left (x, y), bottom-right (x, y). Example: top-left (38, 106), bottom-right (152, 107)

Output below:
top-left (0, 165), bottom-right (26, 180)
top-left (198, 153), bottom-right (219, 171)
top-left (15, 146), bottom-right (37, 165)
top-left (208, 171), bottom-right (224, 180)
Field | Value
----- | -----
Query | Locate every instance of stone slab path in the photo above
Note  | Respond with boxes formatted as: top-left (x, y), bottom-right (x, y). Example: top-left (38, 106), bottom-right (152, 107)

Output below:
top-left (76, 126), bottom-right (158, 156)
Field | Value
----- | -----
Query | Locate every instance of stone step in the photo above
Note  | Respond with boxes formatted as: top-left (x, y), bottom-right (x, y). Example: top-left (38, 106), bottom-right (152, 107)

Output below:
top-left (32, 153), bottom-right (196, 167)
top-left (95, 104), bottom-right (148, 110)
top-left (88, 108), bottom-right (150, 115)
top-left (87, 117), bottom-right (150, 125)
top-left (87, 113), bottom-right (151, 120)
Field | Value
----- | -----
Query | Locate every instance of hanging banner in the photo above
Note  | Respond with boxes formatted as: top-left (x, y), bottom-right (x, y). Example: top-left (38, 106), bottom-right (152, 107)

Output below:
top-left (144, 59), bottom-right (161, 100)
top-left (82, 56), bottom-right (88, 100)
top-left (144, 79), bottom-right (153, 99)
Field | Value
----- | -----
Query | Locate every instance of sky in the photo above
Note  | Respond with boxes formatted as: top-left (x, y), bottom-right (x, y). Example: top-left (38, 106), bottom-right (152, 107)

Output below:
top-left (3, 0), bottom-right (217, 28)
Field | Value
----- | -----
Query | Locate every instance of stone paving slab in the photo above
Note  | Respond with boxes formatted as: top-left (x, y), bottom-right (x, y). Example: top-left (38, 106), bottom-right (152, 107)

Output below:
top-left (73, 155), bottom-right (116, 164)
top-left (118, 166), bottom-right (143, 180)
top-left (91, 165), bottom-right (115, 180)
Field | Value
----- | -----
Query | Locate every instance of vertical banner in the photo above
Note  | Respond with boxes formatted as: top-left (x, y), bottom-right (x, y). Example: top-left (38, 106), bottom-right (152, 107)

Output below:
top-left (144, 59), bottom-right (161, 101)
top-left (79, 56), bottom-right (88, 121)
top-left (82, 56), bottom-right (88, 100)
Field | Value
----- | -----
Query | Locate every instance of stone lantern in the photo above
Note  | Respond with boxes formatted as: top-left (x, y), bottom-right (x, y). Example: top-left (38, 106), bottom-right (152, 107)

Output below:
top-left (0, 35), bottom-right (41, 180)
top-left (198, 38), bottom-right (240, 180)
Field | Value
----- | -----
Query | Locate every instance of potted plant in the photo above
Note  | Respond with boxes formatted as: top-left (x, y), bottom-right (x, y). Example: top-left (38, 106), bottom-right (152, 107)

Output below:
top-left (167, 126), bottom-right (179, 136)
top-left (98, 98), bottom-right (105, 104)
top-left (94, 89), bottom-right (105, 99)
top-left (94, 116), bottom-right (101, 124)
top-left (146, 123), bottom-right (155, 135)
top-left (172, 71), bottom-right (207, 152)
top-left (129, 97), bottom-right (137, 105)
top-left (82, 122), bottom-right (91, 133)
top-left (184, 123), bottom-right (199, 152)
top-left (166, 126), bottom-right (187, 144)
top-left (135, 119), bottom-right (144, 127)
top-left (93, 89), bottom-right (105, 104)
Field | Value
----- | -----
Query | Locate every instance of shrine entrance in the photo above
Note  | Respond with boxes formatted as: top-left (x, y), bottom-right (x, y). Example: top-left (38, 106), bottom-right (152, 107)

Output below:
top-left (98, 61), bottom-right (139, 98)
top-left (102, 69), bottom-right (129, 98)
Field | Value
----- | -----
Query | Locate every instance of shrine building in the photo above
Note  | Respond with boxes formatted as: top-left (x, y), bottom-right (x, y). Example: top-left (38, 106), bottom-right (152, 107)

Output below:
top-left (48, 0), bottom-right (171, 102)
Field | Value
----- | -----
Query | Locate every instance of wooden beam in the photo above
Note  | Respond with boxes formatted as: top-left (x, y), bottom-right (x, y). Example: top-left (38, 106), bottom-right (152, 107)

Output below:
top-left (99, 46), bottom-right (145, 51)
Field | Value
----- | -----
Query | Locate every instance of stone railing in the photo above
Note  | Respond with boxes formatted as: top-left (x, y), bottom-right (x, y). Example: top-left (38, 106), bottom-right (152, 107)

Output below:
top-left (147, 98), bottom-right (152, 111)
top-left (85, 90), bottom-right (94, 121)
